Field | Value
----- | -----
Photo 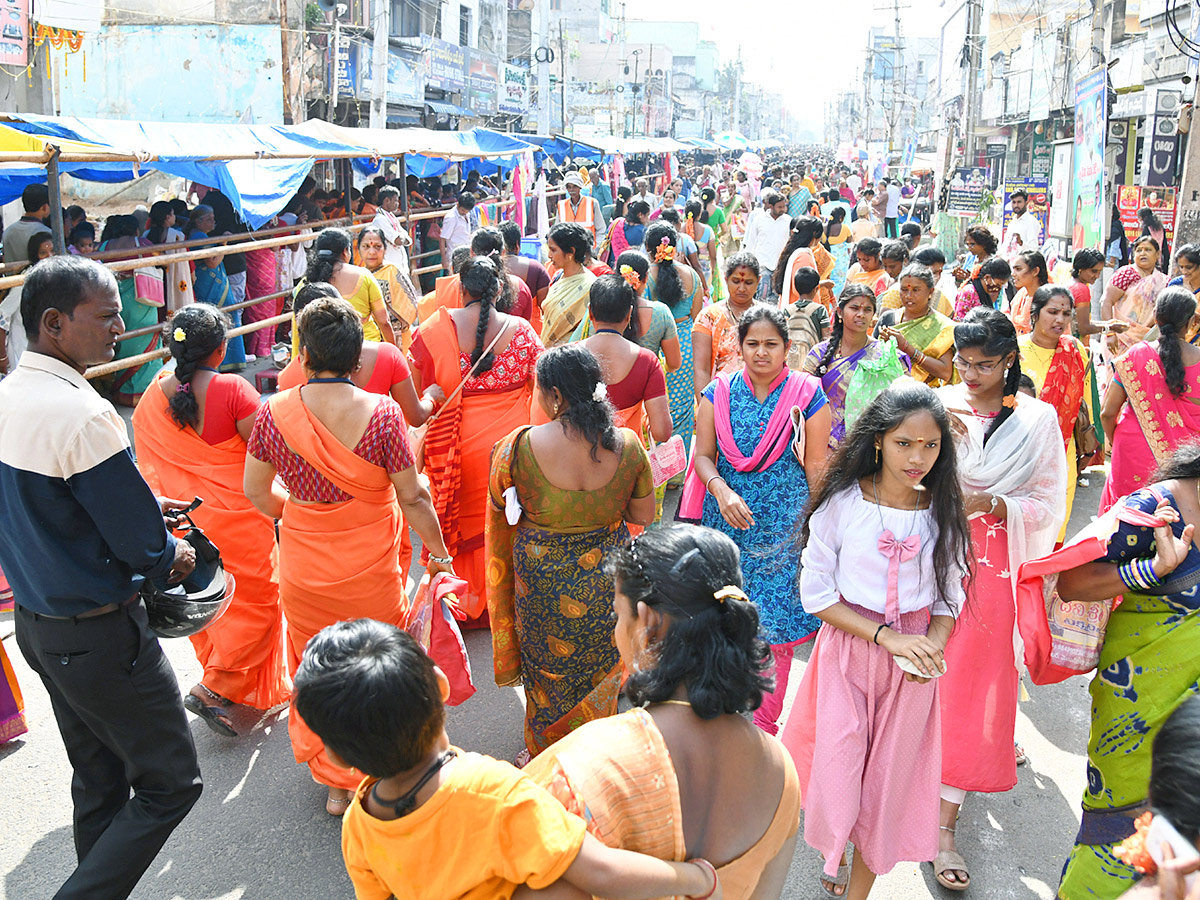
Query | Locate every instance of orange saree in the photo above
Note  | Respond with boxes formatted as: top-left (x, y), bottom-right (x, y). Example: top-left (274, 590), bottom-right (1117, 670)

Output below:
top-left (269, 388), bottom-right (408, 790)
top-left (132, 377), bottom-right (289, 710)
top-left (420, 309), bottom-right (535, 619)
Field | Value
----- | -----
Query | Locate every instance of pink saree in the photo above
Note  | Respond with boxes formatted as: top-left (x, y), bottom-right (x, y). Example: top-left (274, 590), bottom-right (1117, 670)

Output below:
top-left (1100, 344), bottom-right (1200, 512)
top-left (679, 368), bottom-right (817, 519)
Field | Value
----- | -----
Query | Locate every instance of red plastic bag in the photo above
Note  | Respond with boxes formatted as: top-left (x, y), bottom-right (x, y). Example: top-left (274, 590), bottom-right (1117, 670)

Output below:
top-left (404, 573), bottom-right (476, 705)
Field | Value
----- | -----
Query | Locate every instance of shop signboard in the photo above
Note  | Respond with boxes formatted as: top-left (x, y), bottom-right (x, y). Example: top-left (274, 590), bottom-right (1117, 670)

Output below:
top-left (468, 50), bottom-right (499, 115)
top-left (1001, 177), bottom-right (1049, 252)
top-left (1117, 185), bottom-right (1177, 250)
top-left (1048, 140), bottom-right (1073, 238)
top-left (359, 46), bottom-right (425, 106)
top-left (335, 39), bottom-right (358, 98)
top-left (946, 166), bottom-right (989, 216)
top-left (0, 0), bottom-right (28, 67)
top-left (1147, 90), bottom-right (1181, 188)
top-left (499, 64), bottom-right (529, 115)
top-left (1072, 68), bottom-right (1106, 251)
top-left (421, 34), bottom-right (466, 92)
top-left (1030, 133), bottom-right (1052, 177)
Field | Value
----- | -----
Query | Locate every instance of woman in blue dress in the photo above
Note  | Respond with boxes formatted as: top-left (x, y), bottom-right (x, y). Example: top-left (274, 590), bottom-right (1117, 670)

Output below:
top-left (689, 304), bottom-right (833, 735)
top-left (645, 223), bottom-right (703, 482)
top-left (189, 204), bottom-right (246, 371)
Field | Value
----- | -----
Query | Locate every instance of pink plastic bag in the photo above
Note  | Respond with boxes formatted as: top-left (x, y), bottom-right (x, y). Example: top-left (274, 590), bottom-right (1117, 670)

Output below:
top-left (404, 573), bottom-right (476, 705)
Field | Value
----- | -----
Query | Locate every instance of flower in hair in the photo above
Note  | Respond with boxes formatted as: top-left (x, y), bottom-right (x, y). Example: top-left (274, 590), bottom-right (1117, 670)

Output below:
top-left (173, 327), bottom-right (186, 343)
top-left (713, 585), bottom-right (747, 604)
top-left (619, 264), bottom-right (641, 288)
top-left (592, 382), bottom-right (608, 402)
top-left (654, 237), bottom-right (676, 263)
top-left (1002, 395), bottom-right (1017, 409)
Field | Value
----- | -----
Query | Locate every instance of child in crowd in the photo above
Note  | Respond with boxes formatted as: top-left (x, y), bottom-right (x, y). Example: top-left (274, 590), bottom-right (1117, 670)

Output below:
top-left (785, 266), bottom-right (830, 368)
top-left (780, 381), bottom-right (972, 899)
top-left (292, 618), bottom-right (721, 900)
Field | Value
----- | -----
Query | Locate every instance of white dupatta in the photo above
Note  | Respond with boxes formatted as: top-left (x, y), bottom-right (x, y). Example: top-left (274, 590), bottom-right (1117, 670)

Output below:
top-left (940, 386), bottom-right (1068, 671)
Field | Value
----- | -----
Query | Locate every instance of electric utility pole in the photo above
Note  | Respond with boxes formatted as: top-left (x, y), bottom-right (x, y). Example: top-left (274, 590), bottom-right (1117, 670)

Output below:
top-left (369, 0), bottom-right (389, 129)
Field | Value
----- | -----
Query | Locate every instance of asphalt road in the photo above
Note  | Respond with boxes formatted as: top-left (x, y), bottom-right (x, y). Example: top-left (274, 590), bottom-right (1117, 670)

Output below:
top-left (0, 457), bottom-right (1104, 900)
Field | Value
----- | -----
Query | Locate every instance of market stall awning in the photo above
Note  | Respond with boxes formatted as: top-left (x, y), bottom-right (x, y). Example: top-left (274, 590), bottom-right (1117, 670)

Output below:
top-left (426, 100), bottom-right (477, 118)
top-left (0, 113), bottom-right (362, 226)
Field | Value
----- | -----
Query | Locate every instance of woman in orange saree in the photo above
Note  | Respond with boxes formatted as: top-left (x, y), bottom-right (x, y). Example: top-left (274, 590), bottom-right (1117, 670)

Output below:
top-left (132, 307), bottom-right (289, 736)
top-left (1100, 287), bottom-right (1200, 512)
top-left (411, 255), bottom-right (543, 622)
top-left (244, 297), bottom-right (454, 815)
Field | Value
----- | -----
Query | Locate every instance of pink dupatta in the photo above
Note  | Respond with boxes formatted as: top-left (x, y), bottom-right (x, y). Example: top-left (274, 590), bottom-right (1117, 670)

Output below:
top-left (680, 368), bottom-right (818, 519)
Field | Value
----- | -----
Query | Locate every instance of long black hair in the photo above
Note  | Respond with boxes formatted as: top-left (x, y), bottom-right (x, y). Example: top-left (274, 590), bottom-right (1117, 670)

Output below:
top-left (773, 215), bottom-right (823, 296)
top-left (615, 250), bottom-right (650, 342)
top-left (953, 307), bottom-right (1021, 444)
top-left (306, 227), bottom-right (352, 284)
top-left (165, 305), bottom-right (229, 429)
top-left (815, 284), bottom-right (876, 375)
top-left (801, 381), bottom-right (972, 615)
top-left (607, 525), bottom-right (773, 718)
top-left (460, 255), bottom-right (505, 372)
top-left (644, 222), bottom-right (682, 306)
top-left (1155, 286), bottom-right (1198, 397)
top-left (588, 273), bottom-right (636, 326)
top-left (1155, 439), bottom-right (1200, 482)
top-left (1149, 694), bottom-right (1200, 843)
top-left (1071, 247), bottom-right (1105, 278)
top-left (146, 200), bottom-right (174, 245)
top-left (470, 226), bottom-right (516, 313)
top-left (971, 256), bottom-right (1011, 310)
top-left (536, 344), bottom-right (620, 461)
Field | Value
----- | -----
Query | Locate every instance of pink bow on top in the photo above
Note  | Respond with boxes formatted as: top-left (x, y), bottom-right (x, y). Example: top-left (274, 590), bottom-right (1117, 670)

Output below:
top-left (878, 530), bottom-right (921, 632)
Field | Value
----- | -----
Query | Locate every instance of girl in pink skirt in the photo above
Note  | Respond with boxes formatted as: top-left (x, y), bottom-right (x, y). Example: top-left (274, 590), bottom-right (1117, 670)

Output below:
top-left (781, 380), bottom-right (972, 899)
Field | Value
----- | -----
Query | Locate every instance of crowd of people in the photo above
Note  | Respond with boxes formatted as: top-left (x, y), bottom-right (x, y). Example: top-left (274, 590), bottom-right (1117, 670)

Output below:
top-left (0, 146), bottom-right (1198, 900)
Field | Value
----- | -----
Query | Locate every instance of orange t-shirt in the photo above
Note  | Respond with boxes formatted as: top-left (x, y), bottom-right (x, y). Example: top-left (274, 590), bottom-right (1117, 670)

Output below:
top-left (340, 751), bottom-right (587, 900)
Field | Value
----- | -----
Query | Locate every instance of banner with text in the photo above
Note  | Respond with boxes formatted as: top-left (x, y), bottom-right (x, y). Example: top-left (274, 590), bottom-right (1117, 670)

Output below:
top-left (1072, 69), bottom-right (1107, 251)
top-left (421, 34), bottom-right (466, 93)
top-left (1002, 177), bottom-right (1049, 251)
top-left (499, 64), bottom-right (529, 115)
top-left (1117, 185), bottom-right (1177, 252)
top-left (946, 166), bottom-right (989, 216)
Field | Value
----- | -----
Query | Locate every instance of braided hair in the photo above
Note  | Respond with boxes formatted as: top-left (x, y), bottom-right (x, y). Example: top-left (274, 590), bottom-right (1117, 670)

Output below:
top-left (1155, 286), bottom-right (1198, 397)
top-left (536, 344), bottom-right (620, 461)
top-left (953, 307), bottom-right (1021, 445)
top-left (460, 255), bottom-right (504, 373)
top-left (615, 250), bottom-right (650, 341)
top-left (470, 227), bottom-right (516, 313)
top-left (306, 227), bottom-right (352, 285)
top-left (773, 215), bottom-right (823, 296)
top-left (165, 305), bottom-right (229, 429)
top-left (815, 284), bottom-right (876, 375)
top-left (644, 222), bottom-right (682, 306)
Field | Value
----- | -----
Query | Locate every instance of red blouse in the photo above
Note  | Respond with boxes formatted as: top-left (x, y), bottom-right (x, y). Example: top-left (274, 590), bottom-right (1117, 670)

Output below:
top-left (410, 318), bottom-right (543, 395)
top-left (247, 396), bottom-right (414, 502)
top-left (606, 347), bottom-right (667, 410)
top-left (197, 373), bottom-right (260, 445)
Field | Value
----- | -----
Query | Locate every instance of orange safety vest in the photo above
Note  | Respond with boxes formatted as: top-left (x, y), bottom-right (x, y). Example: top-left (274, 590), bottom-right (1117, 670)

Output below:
top-left (557, 197), bottom-right (596, 238)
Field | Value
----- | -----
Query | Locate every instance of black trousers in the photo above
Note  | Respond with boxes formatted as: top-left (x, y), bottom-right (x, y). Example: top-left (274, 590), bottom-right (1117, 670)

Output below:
top-left (16, 600), bottom-right (202, 900)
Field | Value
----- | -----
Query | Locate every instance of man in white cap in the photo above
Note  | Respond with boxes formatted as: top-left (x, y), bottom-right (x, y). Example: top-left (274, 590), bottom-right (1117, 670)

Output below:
top-left (557, 172), bottom-right (606, 243)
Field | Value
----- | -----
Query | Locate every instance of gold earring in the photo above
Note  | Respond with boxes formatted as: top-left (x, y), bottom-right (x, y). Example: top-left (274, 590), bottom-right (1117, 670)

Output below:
top-left (553, 403), bottom-right (560, 418)
top-left (875, 444), bottom-right (881, 464)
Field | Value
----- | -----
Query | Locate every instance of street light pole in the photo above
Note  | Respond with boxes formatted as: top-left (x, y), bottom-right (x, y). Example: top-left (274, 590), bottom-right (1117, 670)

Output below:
top-left (537, 0), bottom-right (551, 135)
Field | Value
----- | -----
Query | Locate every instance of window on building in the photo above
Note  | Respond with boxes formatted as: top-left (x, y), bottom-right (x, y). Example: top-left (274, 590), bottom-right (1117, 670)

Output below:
top-left (551, 0), bottom-right (561, 10)
top-left (392, 0), bottom-right (421, 37)
top-left (459, 4), bottom-right (472, 47)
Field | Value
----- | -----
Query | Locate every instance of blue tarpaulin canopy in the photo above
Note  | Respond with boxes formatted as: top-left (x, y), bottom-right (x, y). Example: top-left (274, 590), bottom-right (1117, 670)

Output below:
top-left (0, 113), bottom-right (360, 227)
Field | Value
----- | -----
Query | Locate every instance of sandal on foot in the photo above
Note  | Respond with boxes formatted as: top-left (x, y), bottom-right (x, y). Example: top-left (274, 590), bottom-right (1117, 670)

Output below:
top-left (1015, 742), bottom-right (1028, 766)
top-left (184, 691), bottom-right (237, 737)
top-left (818, 861), bottom-right (850, 898)
top-left (934, 850), bottom-right (971, 891)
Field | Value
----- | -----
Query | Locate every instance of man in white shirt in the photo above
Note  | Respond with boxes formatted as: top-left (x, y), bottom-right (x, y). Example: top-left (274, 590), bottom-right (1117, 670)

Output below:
top-left (884, 179), bottom-right (901, 239)
top-left (633, 177), bottom-right (657, 209)
top-left (371, 185), bottom-right (413, 271)
top-left (438, 193), bottom-right (475, 275)
top-left (741, 190), bottom-right (791, 300)
top-left (846, 171), bottom-right (863, 195)
top-left (1002, 189), bottom-right (1042, 258)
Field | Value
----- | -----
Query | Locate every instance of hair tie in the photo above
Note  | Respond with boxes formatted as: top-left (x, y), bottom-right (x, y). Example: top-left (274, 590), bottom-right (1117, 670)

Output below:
top-left (172, 327), bottom-right (186, 343)
top-left (317, 248), bottom-right (334, 258)
top-left (176, 381), bottom-right (191, 393)
top-left (619, 264), bottom-right (640, 288)
top-left (713, 585), bottom-right (747, 604)
top-left (1002, 395), bottom-right (1017, 409)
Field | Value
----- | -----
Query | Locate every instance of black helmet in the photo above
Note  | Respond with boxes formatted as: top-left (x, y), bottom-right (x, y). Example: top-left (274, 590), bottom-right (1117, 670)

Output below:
top-left (141, 500), bottom-right (235, 638)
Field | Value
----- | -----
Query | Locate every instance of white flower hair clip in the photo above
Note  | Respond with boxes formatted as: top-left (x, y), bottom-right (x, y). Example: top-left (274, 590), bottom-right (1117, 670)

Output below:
top-left (592, 382), bottom-right (608, 403)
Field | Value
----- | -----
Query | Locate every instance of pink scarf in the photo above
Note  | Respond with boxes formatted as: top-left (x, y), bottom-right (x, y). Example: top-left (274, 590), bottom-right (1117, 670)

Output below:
top-left (680, 368), bottom-right (818, 519)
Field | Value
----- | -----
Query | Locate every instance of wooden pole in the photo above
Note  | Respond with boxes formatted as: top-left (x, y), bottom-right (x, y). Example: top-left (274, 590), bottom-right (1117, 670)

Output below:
top-left (47, 149), bottom-right (66, 255)
top-left (86, 313), bottom-right (293, 379)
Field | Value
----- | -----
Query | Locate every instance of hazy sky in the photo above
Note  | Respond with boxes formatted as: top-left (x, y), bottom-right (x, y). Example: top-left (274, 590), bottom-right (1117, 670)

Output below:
top-left (621, 0), bottom-right (948, 134)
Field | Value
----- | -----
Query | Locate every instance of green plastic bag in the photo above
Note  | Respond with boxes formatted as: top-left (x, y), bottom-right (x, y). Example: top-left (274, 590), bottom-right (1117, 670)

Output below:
top-left (843, 339), bottom-right (906, 433)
